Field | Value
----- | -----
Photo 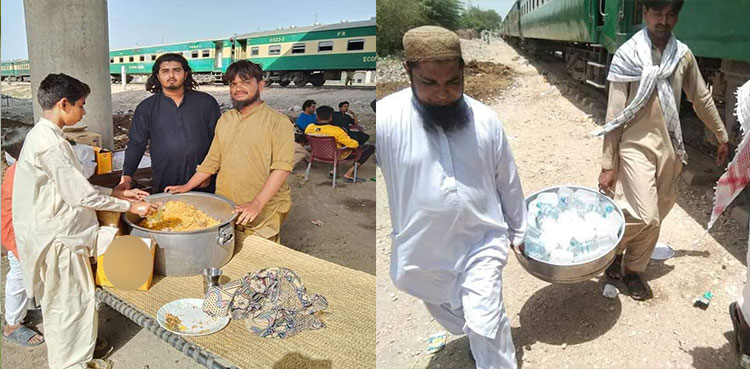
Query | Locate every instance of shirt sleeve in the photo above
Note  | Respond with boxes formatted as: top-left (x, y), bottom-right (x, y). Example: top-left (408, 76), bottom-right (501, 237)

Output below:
top-left (123, 104), bottom-right (150, 176)
top-left (336, 128), bottom-right (359, 149)
top-left (602, 81), bottom-right (628, 170)
top-left (196, 122), bottom-right (222, 175)
top-left (270, 115), bottom-right (295, 172)
top-left (682, 51), bottom-right (729, 144)
top-left (39, 142), bottom-right (131, 212)
top-left (494, 122), bottom-right (527, 247)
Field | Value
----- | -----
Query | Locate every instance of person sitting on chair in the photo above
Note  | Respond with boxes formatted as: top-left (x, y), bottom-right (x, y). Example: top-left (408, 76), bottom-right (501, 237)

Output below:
top-left (332, 101), bottom-right (369, 145)
top-left (305, 105), bottom-right (374, 183)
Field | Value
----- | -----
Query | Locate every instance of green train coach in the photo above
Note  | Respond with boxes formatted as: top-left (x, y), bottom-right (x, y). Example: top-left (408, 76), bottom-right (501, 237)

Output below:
top-left (108, 19), bottom-right (375, 86)
top-left (500, 0), bottom-right (750, 144)
top-left (2, 19), bottom-right (375, 87)
top-left (109, 39), bottom-right (232, 84)
top-left (1, 60), bottom-right (31, 83)
top-left (231, 19), bottom-right (376, 86)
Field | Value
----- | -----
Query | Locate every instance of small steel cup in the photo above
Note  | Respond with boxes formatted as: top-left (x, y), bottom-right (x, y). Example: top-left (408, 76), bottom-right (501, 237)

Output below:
top-left (202, 267), bottom-right (223, 294)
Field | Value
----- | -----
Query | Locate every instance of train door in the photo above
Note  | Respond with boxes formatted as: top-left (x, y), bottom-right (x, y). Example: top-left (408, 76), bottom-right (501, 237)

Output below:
top-left (214, 41), bottom-right (223, 69)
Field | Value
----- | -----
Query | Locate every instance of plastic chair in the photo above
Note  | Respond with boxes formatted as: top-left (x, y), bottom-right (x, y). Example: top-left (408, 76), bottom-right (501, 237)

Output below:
top-left (304, 134), bottom-right (362, 188)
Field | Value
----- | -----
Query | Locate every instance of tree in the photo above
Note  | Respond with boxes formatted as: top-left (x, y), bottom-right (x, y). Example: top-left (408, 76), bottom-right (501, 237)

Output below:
top-left (377, 0), bottom-right (426, 56)
top-left (422, 0), bottom-right (463, 30)
top-left (460, 6), bottom-right (502, 32)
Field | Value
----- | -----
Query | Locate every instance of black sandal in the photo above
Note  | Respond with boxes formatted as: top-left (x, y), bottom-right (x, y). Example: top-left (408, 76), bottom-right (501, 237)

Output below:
top-left (605, 254), bottom-right (623, 280)
top-left (623, 272), bottom-right (650, 301)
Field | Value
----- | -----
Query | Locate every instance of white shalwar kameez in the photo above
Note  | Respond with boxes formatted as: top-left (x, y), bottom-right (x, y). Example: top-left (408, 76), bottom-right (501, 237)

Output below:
top-left (377, 89), bottom-right (526, 369)
top-left (13, 118), bottom-right (131, 369)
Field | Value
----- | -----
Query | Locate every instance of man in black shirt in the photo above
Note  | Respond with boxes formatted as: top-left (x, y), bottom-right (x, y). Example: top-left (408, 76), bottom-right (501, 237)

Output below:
top-left (116, 53), bottom-right (220, 193)
top-left (332, 101), bottom-right (369, 145)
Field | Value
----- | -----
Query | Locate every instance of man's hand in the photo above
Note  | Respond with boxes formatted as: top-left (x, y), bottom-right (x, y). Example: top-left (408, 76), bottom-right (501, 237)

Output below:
top-left (233, 200), bottom-right (264, 226)
top-left (128, 201), bottom-right (158, 217)
top-left (164, 185), bottom-right (190, 194)
top-left (115, 175), bottom-right (132, 191)
top-left (112, 188), bottom-right (150, 201)
top-left (716, 143), bottom-right (729, 167)
top-left (598, 169), bottom-right (615, 195)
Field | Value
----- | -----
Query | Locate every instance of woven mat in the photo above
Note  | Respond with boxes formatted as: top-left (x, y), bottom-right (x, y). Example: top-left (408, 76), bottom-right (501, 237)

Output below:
top-left (104, 233), bottom-right (375, 369)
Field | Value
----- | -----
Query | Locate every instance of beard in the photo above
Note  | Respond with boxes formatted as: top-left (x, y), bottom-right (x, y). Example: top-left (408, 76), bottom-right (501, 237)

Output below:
top-left (411, 85), bottom-right (471, 134)
top-left (232, 89), bottom-right (261, 110)
top-left (163, 80), bottom-right (183, 91)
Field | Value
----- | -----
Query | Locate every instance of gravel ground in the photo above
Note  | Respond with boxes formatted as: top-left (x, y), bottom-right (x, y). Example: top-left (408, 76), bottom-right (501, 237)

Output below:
top-left (376, 38), bottom-right (748, 369)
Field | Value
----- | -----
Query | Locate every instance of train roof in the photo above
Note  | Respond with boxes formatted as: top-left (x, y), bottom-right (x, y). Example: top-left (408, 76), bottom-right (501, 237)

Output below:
top-left (233, 18), bottom-right (375, 40)
top-left (109, 37), bottom-right (229, 52)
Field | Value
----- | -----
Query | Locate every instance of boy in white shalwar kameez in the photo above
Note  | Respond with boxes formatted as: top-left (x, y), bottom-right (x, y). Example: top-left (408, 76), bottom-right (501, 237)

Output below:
top-left (12, 73), bottom-right (157, 369)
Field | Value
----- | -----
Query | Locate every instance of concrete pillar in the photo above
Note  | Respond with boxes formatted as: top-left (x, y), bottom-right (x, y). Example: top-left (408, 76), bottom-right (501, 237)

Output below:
top-left (24, 0), bottom-right (114, 149)
top-left (365, 71), bottom-right (372, 84)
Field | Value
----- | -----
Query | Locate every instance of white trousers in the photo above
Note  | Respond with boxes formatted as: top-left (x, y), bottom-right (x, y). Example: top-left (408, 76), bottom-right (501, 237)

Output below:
top-left (740, 218), bottom-right (750, 323)
top-left (424, 299), bottom-right (516, 369)
top-left (39, 243), bottom-right (97, 369)
top-left (5, 252), bottom-right (30, 325)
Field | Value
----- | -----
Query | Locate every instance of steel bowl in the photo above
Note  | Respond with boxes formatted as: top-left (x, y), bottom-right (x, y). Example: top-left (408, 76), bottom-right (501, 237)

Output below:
top-left (514, 185), bottom-right (625, 284)
top-left (122, 192), bottom-right (238, 277)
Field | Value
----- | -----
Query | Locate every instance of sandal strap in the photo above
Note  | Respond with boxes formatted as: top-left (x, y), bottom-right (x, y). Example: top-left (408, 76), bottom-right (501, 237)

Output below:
top-left (4, 325), bottom-right (41, 345)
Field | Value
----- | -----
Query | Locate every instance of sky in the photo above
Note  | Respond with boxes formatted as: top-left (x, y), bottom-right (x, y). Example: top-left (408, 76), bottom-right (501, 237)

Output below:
top-left (469, 0), bottom-right (516, 19)
top-left (1, 0), bottom-right (376, 60)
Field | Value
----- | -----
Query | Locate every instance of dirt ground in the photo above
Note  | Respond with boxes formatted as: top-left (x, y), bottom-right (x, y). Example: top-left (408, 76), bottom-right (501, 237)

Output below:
top-left (1, 84), bottom-right (376, 368)
top-left (376, 38), bottom-right (748, 369)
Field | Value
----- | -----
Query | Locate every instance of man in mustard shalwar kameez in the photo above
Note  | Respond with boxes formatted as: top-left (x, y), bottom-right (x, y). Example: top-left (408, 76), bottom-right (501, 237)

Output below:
top-left (597, 0), bottom-right (729, 299)
top-left (166, 60), bottom-right (294, 242)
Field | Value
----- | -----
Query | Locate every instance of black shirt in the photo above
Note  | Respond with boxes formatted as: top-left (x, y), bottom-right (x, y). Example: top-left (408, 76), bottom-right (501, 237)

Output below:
top-left (332, 111), bottom-right (355, 131)
top-left (123, 90), bottom-right (221, 193)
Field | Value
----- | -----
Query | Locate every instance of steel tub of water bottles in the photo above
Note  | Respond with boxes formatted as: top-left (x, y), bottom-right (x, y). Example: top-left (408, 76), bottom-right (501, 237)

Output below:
top-left (514, 185), bottom-right (625, 284)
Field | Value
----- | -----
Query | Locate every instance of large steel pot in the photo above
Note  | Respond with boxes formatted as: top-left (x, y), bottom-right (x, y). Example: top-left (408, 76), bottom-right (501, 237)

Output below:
top-left (122, 192), bottom-right (238, 277)
top-left (514, 185), bottom-right (625, 284)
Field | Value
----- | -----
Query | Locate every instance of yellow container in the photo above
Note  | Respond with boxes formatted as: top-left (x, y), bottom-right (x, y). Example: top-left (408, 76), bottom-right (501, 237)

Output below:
top-left (95, 236), bottom-right (156, 291)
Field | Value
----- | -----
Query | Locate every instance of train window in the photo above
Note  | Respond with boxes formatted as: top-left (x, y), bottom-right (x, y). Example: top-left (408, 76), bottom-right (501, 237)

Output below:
top-left (292, 43), bottom-right (306, 54)
top-left (119, 57), bottom-right (124, 63)
top-left (129, 56), bottom-right (134, 62)
top-left (110, 58), bottom-right (114, 64)
top-left (251, 46), bottom-right (259, 56)
top-left (139, 55), bottom-right (145, 62)
top-left (151, 54), bottom-right (156, 61)
top-left (347, 39), bottom-right (365, 51)
top-left (269, 45), bottom-right (281, 55)
top-left (318, 40), bottom-right (334, 52)
top-left (191, 51), bottom-right (199, 58)
top-left (202, 50), bottom-right (210, 58)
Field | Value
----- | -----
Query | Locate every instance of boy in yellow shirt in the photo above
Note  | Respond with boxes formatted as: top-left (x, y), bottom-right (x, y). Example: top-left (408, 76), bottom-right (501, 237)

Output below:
top-left (305, 105), bottom-right (374, 183)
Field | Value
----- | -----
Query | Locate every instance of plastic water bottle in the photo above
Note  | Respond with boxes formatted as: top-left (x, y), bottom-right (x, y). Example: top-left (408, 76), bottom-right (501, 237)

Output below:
top-left (537, 192), bottom-right (559, 208)
top-left (524, 240), bottom-right (549, 261)
top-left (557, 186), bottom-right (574, 206)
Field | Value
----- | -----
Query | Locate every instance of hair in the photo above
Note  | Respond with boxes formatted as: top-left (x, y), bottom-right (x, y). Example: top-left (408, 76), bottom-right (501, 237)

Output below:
top-left (224, 60), bottom-right (264, 84)
top-left (302, 99), bottom-right (316, 110)
top-left (316, 105), bottom-right (334, 121)
top-left (37, 73), bottom-right (90, 110)
top-left (338, 101), bottom-right (349, 108)
top-left (2, 125), bottom-right (32, 160)
top-left (641, 0), bottom-right (685, 13)
top-left (145, 53), bottom-right (197, 93)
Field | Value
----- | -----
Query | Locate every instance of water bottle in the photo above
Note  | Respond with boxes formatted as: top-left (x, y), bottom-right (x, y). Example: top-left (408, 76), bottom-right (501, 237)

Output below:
top-left (557, 186), bottom-right (574, 206)
top-left (524, 240), bottom-right (549, 261)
